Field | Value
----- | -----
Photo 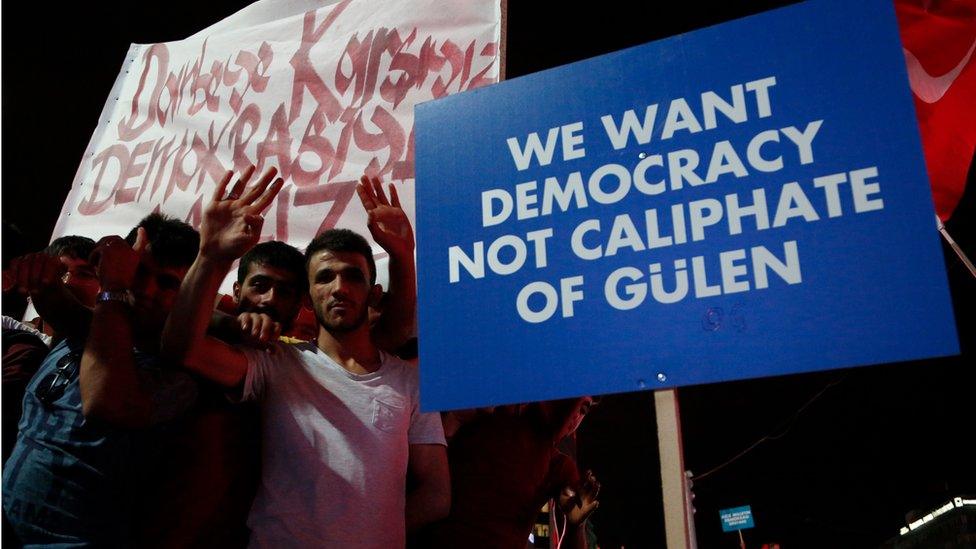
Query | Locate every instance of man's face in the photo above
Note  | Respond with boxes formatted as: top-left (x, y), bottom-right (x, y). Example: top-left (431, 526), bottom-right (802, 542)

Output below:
top-left (308, 250), bottom-right (379, 333)
top-left (131, 252), bottom-right (189, 341)
top-left (59, 254), bottom-right (99, 308)
top-left (558, 397), bottom-right (594, 441)
top-left (234, 262), bottom-right (303, 329)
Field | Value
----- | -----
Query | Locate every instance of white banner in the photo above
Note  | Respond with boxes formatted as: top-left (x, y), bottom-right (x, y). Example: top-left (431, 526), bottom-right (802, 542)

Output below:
top-left (53, 0), bottom-right (501, 273)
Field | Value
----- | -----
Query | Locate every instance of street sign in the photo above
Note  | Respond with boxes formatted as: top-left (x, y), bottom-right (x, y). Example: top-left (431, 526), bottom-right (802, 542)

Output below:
top-left (720, 505), bottom-right (755, 533)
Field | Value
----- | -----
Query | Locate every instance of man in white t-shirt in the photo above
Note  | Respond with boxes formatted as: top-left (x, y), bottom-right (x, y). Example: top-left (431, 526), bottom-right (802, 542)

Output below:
top-left (161, 166), bottom-right (449, 548)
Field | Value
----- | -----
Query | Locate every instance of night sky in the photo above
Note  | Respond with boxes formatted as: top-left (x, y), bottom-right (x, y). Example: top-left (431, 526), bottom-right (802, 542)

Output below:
top-left (3, 1), bottom-right (973, 547)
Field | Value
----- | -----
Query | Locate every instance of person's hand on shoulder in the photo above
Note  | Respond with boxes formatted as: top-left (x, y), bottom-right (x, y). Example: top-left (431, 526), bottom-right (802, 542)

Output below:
top-left (237, 312), bottom-right (282, 349)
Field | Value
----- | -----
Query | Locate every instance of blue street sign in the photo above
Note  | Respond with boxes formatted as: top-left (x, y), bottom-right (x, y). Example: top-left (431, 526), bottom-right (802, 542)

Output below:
top-left (720, 505), bottom-right (755, 532)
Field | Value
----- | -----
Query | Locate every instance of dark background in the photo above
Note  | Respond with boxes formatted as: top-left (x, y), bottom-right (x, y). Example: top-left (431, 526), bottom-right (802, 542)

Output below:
top-left (3, 1), bottom-right (974, 547)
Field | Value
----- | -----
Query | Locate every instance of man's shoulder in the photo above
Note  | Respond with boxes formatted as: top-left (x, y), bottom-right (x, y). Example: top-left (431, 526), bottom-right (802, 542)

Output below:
top-left (375, 351), bottom-right (421, 402)
top-left (379, 351), bottom-right (416, 378)
top-left (252, 340), bottom-right (324, 371)
top-left (244, 339), bottom-right (314, 360)
top-left (283, 340), bottom-right (321, 359)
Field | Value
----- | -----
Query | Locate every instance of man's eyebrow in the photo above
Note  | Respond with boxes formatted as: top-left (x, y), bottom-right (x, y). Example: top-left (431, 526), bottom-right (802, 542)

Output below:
top-left (313, 264), bottom-right (366, 278)
top-left (341, 265), bottom-right (366, 276)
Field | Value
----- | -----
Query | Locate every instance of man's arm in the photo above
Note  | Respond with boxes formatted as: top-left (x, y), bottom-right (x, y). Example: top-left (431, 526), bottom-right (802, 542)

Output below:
top-left (7, 252), bottom-right (92, 338)
top-left (79, 232), bottom-right (154, 428)
top-left (208, 309), bottom-right (282, 347)
top-left (405, 443), bottom-right (451, 532)
top-left (161, 166), bottom-right (283, 388)
top-left (357, 176), bottom-right (416, 351)
top-left (164, 255), bottom-right (251, 387)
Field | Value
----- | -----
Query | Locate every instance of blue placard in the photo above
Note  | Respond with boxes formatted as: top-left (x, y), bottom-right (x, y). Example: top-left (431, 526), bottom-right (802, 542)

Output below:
top-left (720, 505), bottom-right (755, 532)
top-left (414, 0), bottom-right (958, 411)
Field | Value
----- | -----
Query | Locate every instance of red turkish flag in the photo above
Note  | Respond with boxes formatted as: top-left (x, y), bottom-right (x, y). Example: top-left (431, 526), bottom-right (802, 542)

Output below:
top-left (896, 0), bottom-right (976, 221)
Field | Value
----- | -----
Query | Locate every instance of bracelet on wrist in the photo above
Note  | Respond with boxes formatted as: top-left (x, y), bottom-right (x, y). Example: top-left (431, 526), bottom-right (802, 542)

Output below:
top-left (95, 290), bottom-right (135, 307)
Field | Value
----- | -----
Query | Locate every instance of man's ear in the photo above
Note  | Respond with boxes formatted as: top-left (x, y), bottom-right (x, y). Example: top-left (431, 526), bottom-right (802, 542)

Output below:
top-left (367, 284), bottom-right (384, 309)
top-left (232, 281), bottom-right (242, 303)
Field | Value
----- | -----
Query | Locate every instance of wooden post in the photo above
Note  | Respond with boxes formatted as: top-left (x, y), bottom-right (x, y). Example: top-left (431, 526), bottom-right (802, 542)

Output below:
top-left (655, 388), bottom-right (697, 548)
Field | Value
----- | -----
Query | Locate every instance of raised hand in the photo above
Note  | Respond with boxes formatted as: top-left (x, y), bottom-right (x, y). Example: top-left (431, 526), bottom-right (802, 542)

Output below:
top-left (356, 175), bottom-right (414, 259)
top-left (5, 252), bottom-right (66, 295)
top-left (89, 228), bottom-right (148, 292)
top-left (559, 469), bottom-right (601, 526)
top-left (237, 312), bottom-right (282, 348)
top-left (201, 166), bottom-right (284, 262)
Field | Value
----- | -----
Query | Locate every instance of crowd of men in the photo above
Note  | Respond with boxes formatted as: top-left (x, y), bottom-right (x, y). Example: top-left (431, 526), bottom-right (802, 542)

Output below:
top-left (2, 166), bottom-right (599, 548)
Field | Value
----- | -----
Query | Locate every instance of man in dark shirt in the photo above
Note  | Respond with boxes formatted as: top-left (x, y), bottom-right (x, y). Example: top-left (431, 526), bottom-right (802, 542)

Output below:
top-left (2, 214), bottom-right (200, 547)
top-left (140, 239), bottom-right (310, 548)
top-left (425, 398), bottom-right (600, 549)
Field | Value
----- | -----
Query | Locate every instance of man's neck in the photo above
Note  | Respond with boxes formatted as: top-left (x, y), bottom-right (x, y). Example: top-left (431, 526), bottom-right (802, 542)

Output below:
top-left (317, 325), bottom-right (381, 375)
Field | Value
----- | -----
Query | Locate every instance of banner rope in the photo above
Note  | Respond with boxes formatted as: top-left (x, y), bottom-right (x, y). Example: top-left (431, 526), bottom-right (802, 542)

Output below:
top-left (692, 374), bottom-right (847, 482)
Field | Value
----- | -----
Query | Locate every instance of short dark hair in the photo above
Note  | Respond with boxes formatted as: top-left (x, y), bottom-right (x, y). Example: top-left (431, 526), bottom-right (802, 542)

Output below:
top-left (45, 235), bottom-right (96, 261)
top-left (238, 240), bottom-right (308, 291)
top-left (305, 229), bottom-right (376, 285)
top-left (125, 213), bottom-right (200, 268)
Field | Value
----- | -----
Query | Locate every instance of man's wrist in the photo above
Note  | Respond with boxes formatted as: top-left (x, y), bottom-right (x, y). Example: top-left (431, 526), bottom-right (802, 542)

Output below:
top-left (99, 283), bottom-right (131, 293)
top-left (194, 256), bottom-right (237, 292)
top-left (388, 243), bottom-right (415, 258)
top-left (197, 251), bottom-right (236, 271)
top-left (96, 290), bottom-right (135, 307)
